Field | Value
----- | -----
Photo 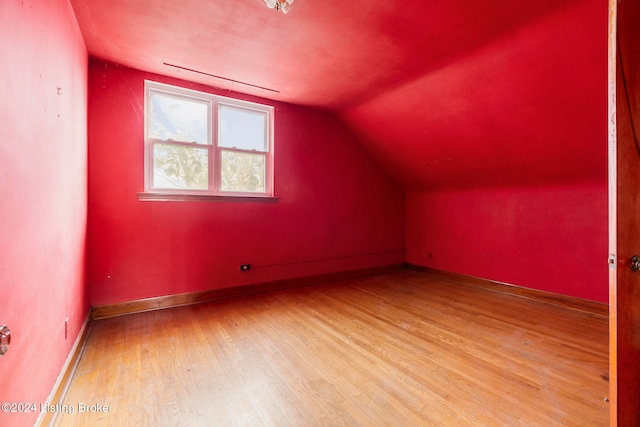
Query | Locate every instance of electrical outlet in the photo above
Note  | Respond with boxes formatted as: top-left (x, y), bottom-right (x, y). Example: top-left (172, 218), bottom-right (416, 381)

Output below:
top-left (64, 318), bottom-right (69, 340)
top-left (240, 264), bottom-right (251, 271)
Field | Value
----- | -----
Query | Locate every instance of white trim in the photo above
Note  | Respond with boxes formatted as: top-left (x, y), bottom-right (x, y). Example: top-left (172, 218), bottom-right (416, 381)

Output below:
top-left (143, 80), bottom-right (275, 198)
top-left (138, 192), bottom-right (279, 202)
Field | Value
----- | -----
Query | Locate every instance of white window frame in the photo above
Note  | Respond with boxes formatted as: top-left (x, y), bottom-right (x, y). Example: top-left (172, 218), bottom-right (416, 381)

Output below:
top-left (142, 80), bottom-right (275, 200)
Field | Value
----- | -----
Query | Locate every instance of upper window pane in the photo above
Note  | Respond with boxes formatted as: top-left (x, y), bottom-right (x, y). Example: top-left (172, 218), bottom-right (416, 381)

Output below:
top-left (219, 105), bottom-right (267, 151)
top-left (150, 92), bottom-right (209, 144)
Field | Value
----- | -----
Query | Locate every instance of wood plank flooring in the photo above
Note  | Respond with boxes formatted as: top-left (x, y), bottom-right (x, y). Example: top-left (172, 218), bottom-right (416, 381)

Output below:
top-left (52, 270), bottom-right (609, 426)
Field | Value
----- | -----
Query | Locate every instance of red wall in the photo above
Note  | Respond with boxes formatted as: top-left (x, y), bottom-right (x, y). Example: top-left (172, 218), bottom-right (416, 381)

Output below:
top-left (341, 0), bottom-right (607, 303)
top-left (88, 61), bottom-right (405, 306)
top-left (0, 0), bottom-right (89, 425)
top-left (406, 183), bottom-right (608, 303)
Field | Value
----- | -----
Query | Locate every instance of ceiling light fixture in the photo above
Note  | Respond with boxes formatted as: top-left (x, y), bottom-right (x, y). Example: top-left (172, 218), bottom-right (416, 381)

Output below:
top-left (264, 0), bottom-right (294, 14)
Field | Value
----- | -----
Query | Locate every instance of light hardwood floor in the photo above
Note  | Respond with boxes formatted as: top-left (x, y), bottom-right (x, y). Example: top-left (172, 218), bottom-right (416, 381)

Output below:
top-left (52, 270), bottom-right (609, 426)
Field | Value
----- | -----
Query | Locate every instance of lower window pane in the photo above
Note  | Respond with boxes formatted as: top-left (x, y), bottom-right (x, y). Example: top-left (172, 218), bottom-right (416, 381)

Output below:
top-left (153, 143), bottom-right (209, 190)
top-left (220, 151), bottom-right (266, 193)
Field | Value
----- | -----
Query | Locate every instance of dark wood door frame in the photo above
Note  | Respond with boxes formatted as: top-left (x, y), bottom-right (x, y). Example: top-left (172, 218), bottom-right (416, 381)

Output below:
top-left (609, 0), bottom-right (640, 425)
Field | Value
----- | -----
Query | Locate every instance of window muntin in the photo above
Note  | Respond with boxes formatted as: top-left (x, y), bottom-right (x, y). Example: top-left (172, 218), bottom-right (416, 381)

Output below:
top-left (144, 81), bottom-right (274, 198)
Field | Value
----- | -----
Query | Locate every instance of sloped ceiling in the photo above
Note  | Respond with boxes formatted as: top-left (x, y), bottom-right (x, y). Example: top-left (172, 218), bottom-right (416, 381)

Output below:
top-left (70, 0), bottom-right (606, 190)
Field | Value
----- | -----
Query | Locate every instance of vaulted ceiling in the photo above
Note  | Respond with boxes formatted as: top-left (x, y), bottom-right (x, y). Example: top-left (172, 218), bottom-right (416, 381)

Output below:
top-left (70, 0), bottom-right (606, 190)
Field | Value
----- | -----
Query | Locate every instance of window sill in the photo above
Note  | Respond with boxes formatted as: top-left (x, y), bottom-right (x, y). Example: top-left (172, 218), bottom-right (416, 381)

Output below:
top-left (137, 192), bottom-right (279, 203)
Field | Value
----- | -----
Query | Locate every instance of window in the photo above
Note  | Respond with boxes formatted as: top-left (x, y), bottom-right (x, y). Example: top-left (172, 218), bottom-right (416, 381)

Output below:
top-left (143, 81), bottom-right (274, 199)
